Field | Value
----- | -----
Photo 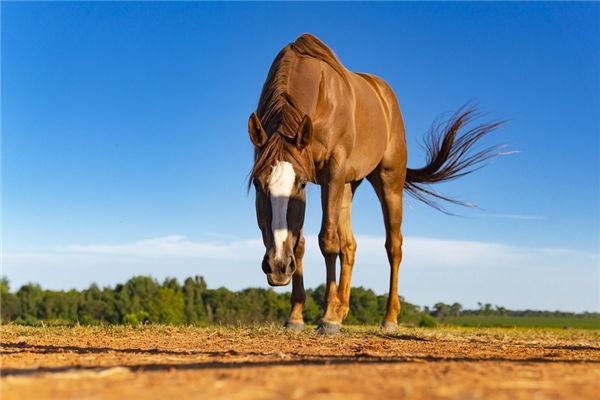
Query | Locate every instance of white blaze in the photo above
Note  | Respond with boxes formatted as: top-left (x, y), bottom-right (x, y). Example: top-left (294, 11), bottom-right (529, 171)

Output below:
top-left (268, 161), bottom-right (295, 260)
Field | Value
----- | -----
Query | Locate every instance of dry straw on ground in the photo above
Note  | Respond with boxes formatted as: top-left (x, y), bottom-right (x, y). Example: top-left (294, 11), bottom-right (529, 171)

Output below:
top-left (1, 324), bottom-right (599, 400)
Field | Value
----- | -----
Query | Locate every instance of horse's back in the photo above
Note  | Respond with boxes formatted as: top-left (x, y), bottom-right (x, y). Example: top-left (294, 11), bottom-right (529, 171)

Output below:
top-left (354, 73), bottom-right (402, 127)
top-left (281, 35), bottom-right (407, 181)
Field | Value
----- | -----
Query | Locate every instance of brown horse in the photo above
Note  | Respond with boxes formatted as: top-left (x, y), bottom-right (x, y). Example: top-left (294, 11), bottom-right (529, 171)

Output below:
top-left (248, 34), bottom-right (503, 334)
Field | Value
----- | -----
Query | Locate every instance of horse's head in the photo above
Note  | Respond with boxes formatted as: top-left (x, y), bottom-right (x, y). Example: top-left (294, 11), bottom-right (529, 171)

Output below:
top-left (248, 112), bottom-right (313, 286)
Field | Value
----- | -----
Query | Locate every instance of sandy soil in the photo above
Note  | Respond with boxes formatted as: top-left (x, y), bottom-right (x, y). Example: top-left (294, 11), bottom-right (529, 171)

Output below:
top-left (1, 324), bottom-right (599, 400)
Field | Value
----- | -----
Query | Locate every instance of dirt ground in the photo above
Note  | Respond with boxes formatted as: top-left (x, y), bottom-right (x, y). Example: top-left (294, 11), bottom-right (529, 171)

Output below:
top-left (1, 324), bottom-right (599, 400)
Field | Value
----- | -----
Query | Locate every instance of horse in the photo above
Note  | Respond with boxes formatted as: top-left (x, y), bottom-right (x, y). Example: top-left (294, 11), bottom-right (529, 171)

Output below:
top-left (248, 33), bottom-right (503, 335)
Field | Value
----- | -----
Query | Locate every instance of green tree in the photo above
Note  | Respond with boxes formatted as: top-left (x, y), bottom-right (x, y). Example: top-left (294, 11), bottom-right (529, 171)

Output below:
top-left (449, 302), bottom-right (462, 317)
top-left (0, 278), bottom-right (21, 322)
top-left (40, 289), bottom-right (78, 322)
top-left (495, 305), bottom-right (507, 316)
top-left (149, 286), bottom-right (185, 324)
top-left (345, 287), bottom-right (380, 325)
top-left (302, 291), bottom-right (321, 324)
top-left (115, 276), bottom-right (159, 321)
top-left (433, 302), bottom-right (450, 320)
top-left (182, 276), bottom-right (207, 324)
top-left (16, 283), bottom-right (44, 322)
top-left (78, 284), bottom-right (119, 323)
top-left (202, 287), bottom-right (238, 324)
top-left (310, 284), bottom-right (327, 311)
top-left (399, 299), bottom-right (423, 325)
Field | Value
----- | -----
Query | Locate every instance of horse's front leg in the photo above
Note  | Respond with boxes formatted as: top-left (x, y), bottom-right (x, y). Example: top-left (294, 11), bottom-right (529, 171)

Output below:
top-left (336, 183), bottom-right (358, 322)
top-left (284, 233), bottom-right (306, 331)
top-left (316, 165), bottom-right (346, 335)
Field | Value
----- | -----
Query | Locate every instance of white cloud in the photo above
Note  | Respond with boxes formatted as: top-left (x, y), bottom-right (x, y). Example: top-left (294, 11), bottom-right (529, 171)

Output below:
top-left (62, 235), bottom-right (263, 260)
top-left (52, 234), bottom-right (594, 269)
top-left (476, 213), bottom-right (547, 220)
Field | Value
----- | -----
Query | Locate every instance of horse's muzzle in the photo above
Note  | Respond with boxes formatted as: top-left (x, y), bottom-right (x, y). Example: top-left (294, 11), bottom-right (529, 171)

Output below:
top-left (262, 255), bottom-right (295, 286)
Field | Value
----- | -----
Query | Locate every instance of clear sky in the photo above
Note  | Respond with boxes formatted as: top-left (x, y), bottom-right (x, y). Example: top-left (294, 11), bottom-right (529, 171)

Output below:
top-left (2, 2), bottom-right (599, 312)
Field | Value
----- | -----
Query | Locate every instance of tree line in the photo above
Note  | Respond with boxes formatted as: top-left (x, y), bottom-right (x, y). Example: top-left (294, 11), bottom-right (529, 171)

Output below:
top-left (1, 276), bottom-right (596, 326)
top-left (0, 276), bottom-right (425, 326)
top-left (427, 301), bottom-right (598, 320)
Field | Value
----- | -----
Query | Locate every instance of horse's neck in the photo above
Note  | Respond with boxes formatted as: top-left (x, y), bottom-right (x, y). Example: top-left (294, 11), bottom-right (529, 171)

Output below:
top-left (286, 57), bottom-right (325, 118)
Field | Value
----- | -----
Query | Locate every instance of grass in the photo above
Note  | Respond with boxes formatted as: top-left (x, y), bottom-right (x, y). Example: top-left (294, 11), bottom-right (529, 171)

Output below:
top-left (3, 314), bottom-right (599, 331)
top-left (2, 322), bottom-right (599, 345)
top-left (442, 315), bottom-right (600, 330)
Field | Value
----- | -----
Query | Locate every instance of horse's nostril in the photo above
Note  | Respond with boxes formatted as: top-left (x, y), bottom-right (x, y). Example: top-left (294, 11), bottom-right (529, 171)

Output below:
top-left (286, 257), bottom-right (296, 275)
top-left (262, 257), bottom-right (271, 274)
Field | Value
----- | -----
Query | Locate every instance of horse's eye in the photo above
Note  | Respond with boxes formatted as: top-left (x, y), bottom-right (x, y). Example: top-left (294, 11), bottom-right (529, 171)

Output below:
top-left (300, 181), bottom-right (307, 190)
top-left (253, 179), bottom-right (260, 189)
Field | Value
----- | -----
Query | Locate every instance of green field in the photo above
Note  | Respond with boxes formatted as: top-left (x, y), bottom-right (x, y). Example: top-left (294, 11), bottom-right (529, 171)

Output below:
top-left (443, 315), bottom-right (600, 330)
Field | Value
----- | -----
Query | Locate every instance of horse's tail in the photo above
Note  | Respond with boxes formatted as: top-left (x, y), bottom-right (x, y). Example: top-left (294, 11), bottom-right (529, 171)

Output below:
top-left (404, 105), bottom-right (508, 213)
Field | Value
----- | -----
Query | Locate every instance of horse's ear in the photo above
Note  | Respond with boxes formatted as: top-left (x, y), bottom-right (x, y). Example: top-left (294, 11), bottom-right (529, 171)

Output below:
top-left (296, 115), bottom-right (312, 150)
top-left (248, 113), bottom-right (267, 147)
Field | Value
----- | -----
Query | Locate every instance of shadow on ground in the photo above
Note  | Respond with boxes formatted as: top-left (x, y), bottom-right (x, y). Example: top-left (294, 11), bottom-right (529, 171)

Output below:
top-left (2, 341), bottom-right (599, 378)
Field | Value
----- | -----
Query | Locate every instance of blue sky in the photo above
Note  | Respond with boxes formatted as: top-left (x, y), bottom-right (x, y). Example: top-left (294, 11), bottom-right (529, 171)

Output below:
top-left (2, 2), bottom-right (599, 312)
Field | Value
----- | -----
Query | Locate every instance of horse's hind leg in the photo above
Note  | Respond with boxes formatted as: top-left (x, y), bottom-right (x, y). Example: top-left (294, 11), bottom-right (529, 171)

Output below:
top-left (336, 183), bottom-right (359, 321)
top-left (284, 232), bottom-right (306, 331)
top-left (368, 167), bottom-right (406, 331)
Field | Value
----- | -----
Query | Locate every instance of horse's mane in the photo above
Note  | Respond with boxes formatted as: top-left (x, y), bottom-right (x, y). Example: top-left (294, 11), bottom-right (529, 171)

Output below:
top-left (291, 33), bottom-right (347, 79)
top-left (250, 34), bottom-right (343, 187)
top-left (256, 34), bottom-right (346, 139)
top-left (255, 48), bottom-right (304, 141)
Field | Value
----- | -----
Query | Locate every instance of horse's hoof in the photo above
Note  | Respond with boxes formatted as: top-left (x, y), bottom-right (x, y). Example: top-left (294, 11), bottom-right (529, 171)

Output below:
top-left (380, 321), bottom-right (399, 333)
top-left (316, 322), bottom-right (341, 335)
top-left (283, 321), bottom-right (305, 331)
